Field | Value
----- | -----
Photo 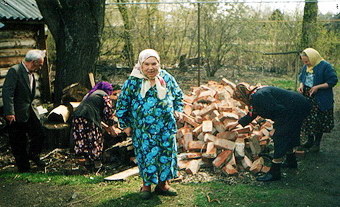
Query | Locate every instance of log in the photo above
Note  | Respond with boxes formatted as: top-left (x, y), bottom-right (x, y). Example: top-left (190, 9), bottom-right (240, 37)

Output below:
top-left (185, 159), bottom-right (202, 175)
top-left (212, 150), bottom-right (232, 168)
top-left (47, 105), bottom-right (71, 123)
top-left (89, 72), bottom-right (95, 88)
top-left (0, 39), bottom-right (36, 49)
top-left (43, 122), bottom-right (71, 149)
top-left (104, 166), bottom-right (139, 181)
top-left (222, 164), bottom-right (238, 175)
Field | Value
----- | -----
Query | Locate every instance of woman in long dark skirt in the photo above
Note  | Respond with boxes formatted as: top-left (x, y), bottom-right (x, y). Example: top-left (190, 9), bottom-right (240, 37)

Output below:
top-left (298, 48), bottom-right (338, 152)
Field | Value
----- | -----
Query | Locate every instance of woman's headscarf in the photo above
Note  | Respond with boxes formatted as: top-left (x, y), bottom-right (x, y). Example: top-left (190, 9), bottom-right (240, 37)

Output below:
top-left (87, 81), bottom-right (113, 98)
top-left (130, 49), bottom-right (167, 99)
top-left (233, 83), bottom-right (254, 106)
top-left (301, 48), bottom-right (324, 73)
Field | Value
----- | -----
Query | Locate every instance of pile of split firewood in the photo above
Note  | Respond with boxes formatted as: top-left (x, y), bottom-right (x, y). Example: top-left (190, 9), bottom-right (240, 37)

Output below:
top-left (176, 78), bottom-right (275, 176)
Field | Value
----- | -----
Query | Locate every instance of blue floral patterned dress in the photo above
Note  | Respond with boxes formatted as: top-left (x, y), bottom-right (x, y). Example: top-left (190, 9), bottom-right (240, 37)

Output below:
top-left (116, 69), bottom-right (183, 186)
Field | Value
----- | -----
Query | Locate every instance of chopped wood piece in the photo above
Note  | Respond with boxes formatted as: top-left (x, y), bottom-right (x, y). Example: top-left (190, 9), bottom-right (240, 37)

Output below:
top-left (234, 138), bottom-right (245, 157)
top-left (222, 164), bottom-right (238, 175)
top-left (185, 159), bottom-right (202, 174)
top-left (214, 139), bottom-right (236, 150)
top-left (216, 131), bottom-right (238, 141)
top-left (241, 156), bottom-right (253, 170)
top-left (188, 141), bottom-right (206, 151)
top-left (220, 78), bottom-right (236, 89)
top-left (249, 157), bottom-right (264, 173)
top-left (104, 166), bottom-right (139, 181)
top-left (212, 150), bottom-right (233, 168)
top-left (192, 125), bottom-right (203, 137)
top-left (212, 117), bottom-right (226, 133)
top-left (183, 114), bottom-right (200, 128)
top-left (183, 104), bottom-right (193, 116)
top-left (261, 165), bottom-right (270, 173)
top-left (218, 112), bottom-right (238, 122)
top-left (248, 136), bottom-right (262, 156)
top-left (202, 120), bottom-right (213, 133)
top-left (232, 125), bottom-right (252, 134)
top-left (204, 133), bottom-right (217, 142)
top-left (178, 152), bottom-right (202, 160)
top-left (178, 160), bottom-right (190, 169)
top-left (183, 132), bottom-right (193, 151)
top-left (205, 142), bottom-right (217, 157)
top-left (183, 95), bottom-right (195, 104)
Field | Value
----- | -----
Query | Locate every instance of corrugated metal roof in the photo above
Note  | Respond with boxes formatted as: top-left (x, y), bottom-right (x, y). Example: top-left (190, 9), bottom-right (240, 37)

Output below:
top-left (0, 0), bottom-right (43, 21)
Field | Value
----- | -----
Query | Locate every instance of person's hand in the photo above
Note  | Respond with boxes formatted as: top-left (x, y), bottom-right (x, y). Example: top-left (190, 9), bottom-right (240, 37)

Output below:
top-left (309, 86), bottom-right (319, 96)
top-left (107, 126), bottom-right (120, 136)
top-left (123, 127), bottom-right (132, 136)
top-left (5, 115), bottom-right (15, 124)
top-left (297, 86), bottom-right (303, 94)
top-left (174, 111), bottom-right (184, 121)
top-left (225, 121), bottom-right (239, 130)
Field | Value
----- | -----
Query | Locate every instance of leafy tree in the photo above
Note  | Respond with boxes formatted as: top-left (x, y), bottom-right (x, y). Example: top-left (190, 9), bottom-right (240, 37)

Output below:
top-left (36, 0), bottom-right (105, 104)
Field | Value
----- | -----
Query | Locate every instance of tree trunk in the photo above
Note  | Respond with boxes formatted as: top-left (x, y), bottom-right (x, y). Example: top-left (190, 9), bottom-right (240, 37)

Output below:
top-left (301, 0), bottom-right (318, 49)
top-left (36, 0), bottom-right (105, 105)
top-left (117, 0), bottom-right (134, 68)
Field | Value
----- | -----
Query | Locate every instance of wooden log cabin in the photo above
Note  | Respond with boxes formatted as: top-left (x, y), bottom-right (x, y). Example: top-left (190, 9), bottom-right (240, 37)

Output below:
top-left (0, 0), bottom-right (51, 108)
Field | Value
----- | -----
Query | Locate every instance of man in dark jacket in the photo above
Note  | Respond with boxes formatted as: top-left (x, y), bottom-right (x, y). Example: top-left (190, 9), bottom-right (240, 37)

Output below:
top-left (3, 49), bottom-right (46, 172)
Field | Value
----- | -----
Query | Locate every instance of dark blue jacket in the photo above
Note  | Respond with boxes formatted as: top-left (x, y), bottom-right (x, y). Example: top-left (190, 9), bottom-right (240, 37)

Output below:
top-left (73, 90), bottom-right (109, 128)
top-left (299, 60), bottom-right (338, 111)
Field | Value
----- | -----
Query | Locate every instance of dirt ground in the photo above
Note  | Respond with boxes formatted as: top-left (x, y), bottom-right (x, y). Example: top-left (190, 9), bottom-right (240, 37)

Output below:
top-left (0, 69), bottom-right (339, 206)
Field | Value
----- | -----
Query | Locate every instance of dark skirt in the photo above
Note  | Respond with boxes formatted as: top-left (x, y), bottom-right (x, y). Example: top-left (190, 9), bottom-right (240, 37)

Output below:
top-left (72, 117), bottom-right (103, 161)
top-left (301, 87), bottom-right (335, 137)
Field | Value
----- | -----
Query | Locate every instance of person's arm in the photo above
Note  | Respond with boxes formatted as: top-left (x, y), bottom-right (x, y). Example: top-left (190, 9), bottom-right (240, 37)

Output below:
top-left (298, 66), bottom-right (306, 94)
top-left (310, 63), bottom-right (338, 96)
top-left (116, 78), bottom-right (134, 134)
top-left (238, 113), bottom-right (257, 127)
top-left (2, 68), bottom-right (17, 124)
top-left (297, 82), bottom-right (304, 94)
top-left (225, 112), bottom-right (257, 130)
top-left (167, 73), bottom-right (184, 121)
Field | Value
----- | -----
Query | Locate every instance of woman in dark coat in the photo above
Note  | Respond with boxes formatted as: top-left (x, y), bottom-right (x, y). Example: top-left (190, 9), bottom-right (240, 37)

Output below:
top-left (71, 81), bottom-right (116, 169)
top-left (298, 48), bottom-right (338, 152)
top-left (226, 83), bottom-right (311, 182)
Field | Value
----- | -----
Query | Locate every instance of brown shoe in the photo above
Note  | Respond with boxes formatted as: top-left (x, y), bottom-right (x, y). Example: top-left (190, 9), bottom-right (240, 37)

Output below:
top-left (154, 185), bottom-right (177, 196)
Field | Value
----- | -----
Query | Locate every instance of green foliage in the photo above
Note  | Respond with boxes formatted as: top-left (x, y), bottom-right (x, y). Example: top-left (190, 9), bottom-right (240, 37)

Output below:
top-left (99, 2), bottom-right (338, 78)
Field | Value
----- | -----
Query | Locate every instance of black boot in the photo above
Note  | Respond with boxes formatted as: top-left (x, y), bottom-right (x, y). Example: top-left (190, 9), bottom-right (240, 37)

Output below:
top-left (302, 135), bottom-right (314, 149)
top-left (257, 162), bottom-right (281, 182)
top-left (281, 153), bottom-right (297, 169)
top-left (310, 133), bottom-right (322, 152)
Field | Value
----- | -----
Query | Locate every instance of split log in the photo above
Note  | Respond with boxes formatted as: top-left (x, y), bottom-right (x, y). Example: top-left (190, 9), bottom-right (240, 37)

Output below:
top-left (104, 166), bottom-right (139, 181)
top-left (47, 105), bottom-right (71, 123)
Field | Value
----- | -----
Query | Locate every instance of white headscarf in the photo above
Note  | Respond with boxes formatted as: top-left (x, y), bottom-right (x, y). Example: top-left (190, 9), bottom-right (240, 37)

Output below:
top-left (130, 49), bottom-right (167, 99)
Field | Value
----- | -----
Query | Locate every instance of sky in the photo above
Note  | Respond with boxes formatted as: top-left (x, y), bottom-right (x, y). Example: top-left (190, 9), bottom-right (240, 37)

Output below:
top-left (242, 0), bottom-right (339, 15)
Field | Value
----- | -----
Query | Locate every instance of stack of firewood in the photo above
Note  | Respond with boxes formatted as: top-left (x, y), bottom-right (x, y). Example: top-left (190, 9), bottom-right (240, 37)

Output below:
top-left (176, 78), bottom-right (275, 176)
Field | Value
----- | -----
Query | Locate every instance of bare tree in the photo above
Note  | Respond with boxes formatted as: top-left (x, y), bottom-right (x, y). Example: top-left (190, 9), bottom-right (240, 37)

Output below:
top-left (301, 0), bottom-right (318, 49)
top-left (36, 0), bottom-right (105, 104)
top-left (117, 0), bottom-right (134, 68)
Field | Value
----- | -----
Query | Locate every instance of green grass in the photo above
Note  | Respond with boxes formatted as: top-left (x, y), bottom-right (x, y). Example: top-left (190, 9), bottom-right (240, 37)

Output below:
top-left (1, 168), bottom-right (338, 207)
top-left (0, 171), bottom-right (103, 185)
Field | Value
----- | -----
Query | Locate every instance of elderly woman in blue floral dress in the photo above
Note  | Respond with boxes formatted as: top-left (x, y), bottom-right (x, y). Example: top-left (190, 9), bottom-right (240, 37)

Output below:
top-left (116, 49), bottom-right (184, 199)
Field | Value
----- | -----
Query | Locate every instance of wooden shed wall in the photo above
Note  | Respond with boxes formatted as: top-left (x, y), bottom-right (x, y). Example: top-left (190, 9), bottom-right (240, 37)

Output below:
top-left (0, 23), bottom-right (47, 108)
